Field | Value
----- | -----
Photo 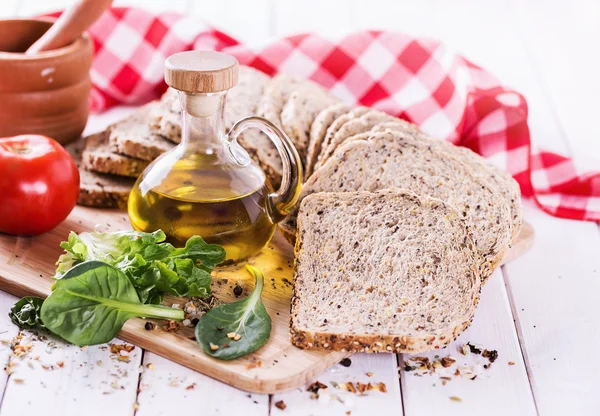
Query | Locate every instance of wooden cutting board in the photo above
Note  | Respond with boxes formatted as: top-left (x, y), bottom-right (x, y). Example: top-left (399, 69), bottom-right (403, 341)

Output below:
top-left (0, 206), bottom-right (534, 393)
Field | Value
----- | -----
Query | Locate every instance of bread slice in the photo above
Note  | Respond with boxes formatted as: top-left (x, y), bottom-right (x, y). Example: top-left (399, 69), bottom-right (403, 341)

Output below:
top-left (317, 110), bottom-right (396, 168)
top-left (281, 130), bottom-right (512, 279)
top-left (78, 168), bottom-right (134, 209)
top-left (82, 131), bottom-right (149, 177)
top-left (312, 106), bottom-right (369, 172)
top-left (67, 138), bottom-right (133, 209)
top-left (258, 74), bottom-right (334, 158)
top-left (149, 100), bottom-right (181, 144)
top-left (305, 103), bottom-right (352, 178)
top-left (110, 103), bottom-right (175, 161)
top-left (290, 189), bottom-right (481, 353)
top-left (372, 122), bottom-right (522, 241)
top-left (280, 88), bottom-right (338, 161)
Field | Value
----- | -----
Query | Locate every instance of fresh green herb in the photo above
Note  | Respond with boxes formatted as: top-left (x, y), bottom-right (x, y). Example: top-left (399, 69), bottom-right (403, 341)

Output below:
top-left (55, 229), bottom-right (225, 304)
top-left (195, 265), bottom-right (271, 360)
top-left (9, 296), bottom-right (45, 329)
top-left (41, 261), bottom-right (184, 346)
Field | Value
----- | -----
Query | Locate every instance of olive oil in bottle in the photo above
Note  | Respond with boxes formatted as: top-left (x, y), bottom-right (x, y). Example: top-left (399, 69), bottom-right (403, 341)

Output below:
top-left (129, 151), bottom-right (276, 263)
top-left (128, 51), bottom-right (302, 264)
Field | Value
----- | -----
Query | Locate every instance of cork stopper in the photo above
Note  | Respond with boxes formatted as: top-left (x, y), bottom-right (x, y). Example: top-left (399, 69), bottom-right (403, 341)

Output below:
top-left (165, 51), bottom-right (239, 93)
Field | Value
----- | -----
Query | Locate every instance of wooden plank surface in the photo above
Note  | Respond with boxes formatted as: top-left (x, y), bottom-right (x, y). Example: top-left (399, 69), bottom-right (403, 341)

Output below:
top-left (136, 352), bottom-right (270, 415)
top-left (400, 269), bottom-right (537, 415)
top-left (271, 354), bottom-right (403, 416)
top-left (0, 329), bottom-right (142, 416)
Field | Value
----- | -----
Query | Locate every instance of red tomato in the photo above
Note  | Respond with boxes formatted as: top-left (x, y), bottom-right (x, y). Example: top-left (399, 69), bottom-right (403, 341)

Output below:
top-left (0, 135), bottom-right (79, 236)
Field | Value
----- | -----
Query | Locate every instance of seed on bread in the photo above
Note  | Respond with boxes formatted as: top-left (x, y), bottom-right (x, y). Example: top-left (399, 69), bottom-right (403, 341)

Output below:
top-left (82, 131), bottom-right (149, 177)
top-left (290, 189), bottom-right (482, 353)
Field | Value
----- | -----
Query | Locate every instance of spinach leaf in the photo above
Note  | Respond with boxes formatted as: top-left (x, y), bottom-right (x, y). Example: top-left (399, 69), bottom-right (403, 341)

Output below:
top-left (41, 261), bottom-right (183, 346)
top-left (55, 230), bottom-right (226, 303)
top-left (195, 265), bottom-right (271, 360)
top-left (9, 297), bottom-right (45, 329)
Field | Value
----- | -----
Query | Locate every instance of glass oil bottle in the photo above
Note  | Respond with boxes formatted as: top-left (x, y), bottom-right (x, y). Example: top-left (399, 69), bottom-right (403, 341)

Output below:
top-left (128, 51), bottom-right (302, 263)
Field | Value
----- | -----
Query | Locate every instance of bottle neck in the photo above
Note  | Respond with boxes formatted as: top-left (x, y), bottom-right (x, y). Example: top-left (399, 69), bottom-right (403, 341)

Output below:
top-left (179, 91), bottom-right (227, 151)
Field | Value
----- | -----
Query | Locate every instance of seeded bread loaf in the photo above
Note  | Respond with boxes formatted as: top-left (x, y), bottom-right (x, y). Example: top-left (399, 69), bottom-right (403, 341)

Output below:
top-left (312, 106), bottom-right (369, 172)
top-left (110, 103), bottom-right (175, 161)
top-left (317, 110), bottom-right (396, 168)
top-left (290, 189), bottom-right (482, 353)
top-left (258, 74), bottom-right (335, 159)
top-left (372, 122), bottom-right (522, 241)
top-left (68, 139), bottom-right (134, 209)
top-left (280, 88), bottom-right (338, 161)
top-left (78, 168), bottom-right (134, 209)
top-left (281, 130), bottom-right (513, 278)
top-left (305, 103), bottom-right (352, 178)
top-left (82, 131), bottom-right (149, 177)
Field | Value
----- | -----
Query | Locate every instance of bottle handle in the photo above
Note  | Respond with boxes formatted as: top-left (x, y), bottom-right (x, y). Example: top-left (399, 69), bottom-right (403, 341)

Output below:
top-left (226, 116), bottom-right (303, 223)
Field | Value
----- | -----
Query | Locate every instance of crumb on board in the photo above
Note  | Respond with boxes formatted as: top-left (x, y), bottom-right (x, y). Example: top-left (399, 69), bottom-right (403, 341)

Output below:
top-left (274, 400), bottom-right (286, 410)
top-left (450, 396), bottom-right (462, 402)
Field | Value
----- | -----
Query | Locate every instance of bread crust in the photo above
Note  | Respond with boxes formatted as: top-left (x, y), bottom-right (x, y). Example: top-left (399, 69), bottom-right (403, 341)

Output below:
top-left (82, 131), bottom-right (149, 177)
top-left (290, 189), bottom-right (482, 354)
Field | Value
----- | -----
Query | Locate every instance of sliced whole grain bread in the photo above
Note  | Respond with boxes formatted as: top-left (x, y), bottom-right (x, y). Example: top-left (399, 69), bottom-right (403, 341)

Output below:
top-left (317, 110), bottom-right (396, 168)
top-left (305, 103), bottom-right (353, 178)
top-left (280, 88), bottom-right (338, 161)
top-left (82, 131), bottom-right (149, 177)
top-left (372, 122), bottom-right (522, 241)
top-left (281, 130), bottom-right (513, 279)
top-left (258, 74), bottom-right (334, 158)
top-left (110, 103), bottom-right (175, 161)
top-left (149, 100), bottom-right (181, 144)
top-left (290, 189), bottom-right (482, 353)
top-left (312, 106), bottom-right (370, 172)
top-left (78, 168), bottom-right (134, 209)
top-left (67, 139), bottom-right (133, 209)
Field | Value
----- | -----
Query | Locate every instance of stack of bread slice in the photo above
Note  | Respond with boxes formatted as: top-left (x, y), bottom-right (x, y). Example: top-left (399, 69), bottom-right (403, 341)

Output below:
top-left (283, 103), bottom-right (522, 354)
top-left (75, 67), bottom-right (341, 208)
top-left (72, 67), bottom-right (522, 354)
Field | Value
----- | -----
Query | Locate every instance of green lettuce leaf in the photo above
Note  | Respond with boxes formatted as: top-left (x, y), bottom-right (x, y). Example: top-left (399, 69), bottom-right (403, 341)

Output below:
top-left (54, 229), bottom-right (225, 303)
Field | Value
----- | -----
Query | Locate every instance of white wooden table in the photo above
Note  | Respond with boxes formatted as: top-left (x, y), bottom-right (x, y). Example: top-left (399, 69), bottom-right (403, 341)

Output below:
top-left (1, 1), bottom-right (599, 415)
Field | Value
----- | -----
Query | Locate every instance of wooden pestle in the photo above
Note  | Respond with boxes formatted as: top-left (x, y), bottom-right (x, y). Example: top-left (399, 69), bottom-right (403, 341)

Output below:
top-left (26, 0), bottom-right (113, 54)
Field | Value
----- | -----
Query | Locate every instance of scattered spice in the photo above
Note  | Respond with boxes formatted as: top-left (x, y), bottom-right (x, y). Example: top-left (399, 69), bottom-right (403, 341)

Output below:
top-left (345, 382), bottom-right (357, 393)
top-left (508, 361), bottom-right (516, 366)
top-left (57, 361), bottom-right (64, 368)
top-left (233, 284), bottom-right (243, 297)
top-left (460, 344), bottom-right (470, 356)
top-left (110, 343), bottom-right (134, 354)
top-left (482, 349), bottom-right (498, 363)
top-left (440, 356), bottom-right (456, 368)
top-left (307, 381), bottom-right (327, 393)
top-left (165, 320), bottom-right (181, 332)
top-left (466, 342), bottom-right (482, 354)
top-left (274, 400), bottom-right (286, 410)
top-left (185, 383), bottom-right (196, 390)
top-left (339, 358), bottom-right (352, 367)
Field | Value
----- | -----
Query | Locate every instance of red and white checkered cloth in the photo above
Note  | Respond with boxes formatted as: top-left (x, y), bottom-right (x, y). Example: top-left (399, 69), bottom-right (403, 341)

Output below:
top-left (55, 7), bottom-right (600, 222)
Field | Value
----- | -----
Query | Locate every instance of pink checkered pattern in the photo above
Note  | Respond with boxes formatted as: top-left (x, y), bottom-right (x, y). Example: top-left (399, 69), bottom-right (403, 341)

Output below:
top-left (48, 8), bottom-right (600, 222)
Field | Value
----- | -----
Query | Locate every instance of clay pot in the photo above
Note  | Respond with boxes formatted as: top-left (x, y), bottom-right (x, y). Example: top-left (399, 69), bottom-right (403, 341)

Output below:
top-left (0, 18), bottom-right (93, 144)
